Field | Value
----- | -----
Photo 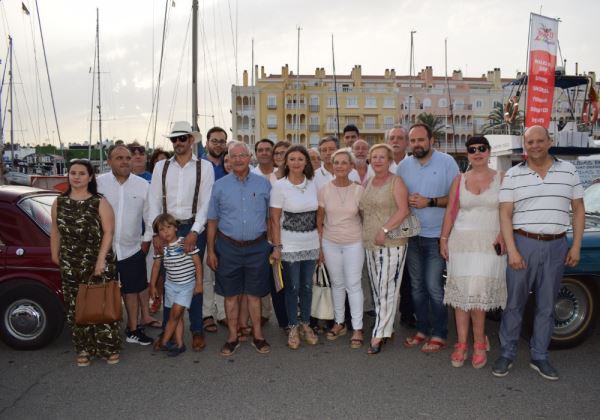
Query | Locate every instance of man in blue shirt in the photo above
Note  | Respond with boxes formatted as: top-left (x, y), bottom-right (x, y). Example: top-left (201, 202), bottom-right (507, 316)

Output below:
top-left (206, 141), bottom-right (272, 356)
top-left (397, 123), bottom-right (459, 353)
top-left (201, 126), bottom-right (227, 180)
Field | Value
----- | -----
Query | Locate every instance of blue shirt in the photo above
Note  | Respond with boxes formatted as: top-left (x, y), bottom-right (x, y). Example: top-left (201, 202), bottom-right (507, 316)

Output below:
top-left (207, 171), bottom-right (271, 241)
top-left (201, 153), bottom-right (227, 181)
top-left (136, 171), bottom-right (153, 182)
top-left (397, 150), bottom-right (459, 238)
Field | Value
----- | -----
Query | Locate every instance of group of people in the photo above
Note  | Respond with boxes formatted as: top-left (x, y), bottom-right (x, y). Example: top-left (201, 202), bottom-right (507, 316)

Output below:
top-left (49, 120), bottom-right (584, 382)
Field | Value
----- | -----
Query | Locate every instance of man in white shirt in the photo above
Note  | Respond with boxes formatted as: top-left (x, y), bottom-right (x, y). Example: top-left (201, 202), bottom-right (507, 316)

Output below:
top-left (387, 125), bottom-right (409, 173)
top-left (97, 145), bottom-right (157, 346)
top-left (148, 121), bottom-right (215, 351)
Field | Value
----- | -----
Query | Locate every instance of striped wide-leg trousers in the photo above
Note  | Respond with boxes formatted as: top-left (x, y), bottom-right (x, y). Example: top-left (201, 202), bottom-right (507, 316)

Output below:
top-left (365, 245), bottom-right (407, 338)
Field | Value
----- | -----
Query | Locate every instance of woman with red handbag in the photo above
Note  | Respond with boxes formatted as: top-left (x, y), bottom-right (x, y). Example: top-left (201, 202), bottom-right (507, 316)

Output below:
top-left (50, 159), bottom-right (121, 367)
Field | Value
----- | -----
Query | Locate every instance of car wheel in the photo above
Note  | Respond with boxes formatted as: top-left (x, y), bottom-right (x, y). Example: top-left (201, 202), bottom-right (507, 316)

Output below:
top-left (550, 277), bottom-right (597, 349)
top-left (0, 281), bottom-right (65, 350)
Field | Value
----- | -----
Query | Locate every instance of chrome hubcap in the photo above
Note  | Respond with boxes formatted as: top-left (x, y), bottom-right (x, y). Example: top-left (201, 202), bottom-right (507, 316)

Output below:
top-left (5, 299), bottom-right (46, 340)
top-left (554, 281), bottom-right (588, 337)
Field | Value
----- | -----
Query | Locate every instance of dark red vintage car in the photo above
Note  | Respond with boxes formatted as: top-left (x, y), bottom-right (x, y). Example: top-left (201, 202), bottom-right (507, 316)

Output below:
top-left (0, 186), bottom-right (64, 349)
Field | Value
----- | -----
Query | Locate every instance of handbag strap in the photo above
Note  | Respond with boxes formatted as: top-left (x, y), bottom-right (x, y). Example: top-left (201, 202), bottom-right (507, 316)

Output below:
top-left (450, 174), bottom-right (461, 223)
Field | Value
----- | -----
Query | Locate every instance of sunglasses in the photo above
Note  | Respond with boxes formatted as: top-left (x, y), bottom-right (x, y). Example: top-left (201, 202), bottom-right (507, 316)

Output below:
top-left (467, 145), bottom-right (489, 154)
top-left (128, 146), bottom-right (146, 154)
top-left (170, 135), bottom-right (190, 144)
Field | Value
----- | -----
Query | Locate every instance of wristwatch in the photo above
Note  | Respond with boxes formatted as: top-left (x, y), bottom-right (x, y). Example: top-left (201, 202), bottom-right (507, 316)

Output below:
top-left (428, 198), bottom-right (435, 207)
top-left (382, 227), bottom-right (389, 234)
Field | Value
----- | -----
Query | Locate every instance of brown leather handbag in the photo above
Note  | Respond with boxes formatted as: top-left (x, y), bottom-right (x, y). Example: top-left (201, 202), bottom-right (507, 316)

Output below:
top-left (75, 275), bottom-right (122, 325)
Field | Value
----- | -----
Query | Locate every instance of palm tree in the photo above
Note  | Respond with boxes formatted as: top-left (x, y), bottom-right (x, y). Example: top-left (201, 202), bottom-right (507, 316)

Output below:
top-left (482, 102), bottom-right (524, 134)
top-left (416, 112), bottom-right (445, 141)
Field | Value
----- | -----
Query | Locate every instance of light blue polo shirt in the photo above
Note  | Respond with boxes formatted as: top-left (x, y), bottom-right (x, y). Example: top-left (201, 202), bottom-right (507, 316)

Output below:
top-left (397, 150), bottom-right (459, 238)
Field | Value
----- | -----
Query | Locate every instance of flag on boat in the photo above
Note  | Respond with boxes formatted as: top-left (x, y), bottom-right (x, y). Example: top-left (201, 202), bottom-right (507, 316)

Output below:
top-left (525, 13), bottom-right (558, 129)
top-left (21, 2), bottom-right (30, 15)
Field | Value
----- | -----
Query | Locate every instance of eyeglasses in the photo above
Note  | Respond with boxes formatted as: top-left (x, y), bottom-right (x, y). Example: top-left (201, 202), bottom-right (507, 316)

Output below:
top-left (209, 139), bottom-right (227, 145)
top-left (128, 146), bottom-right (146, 154)
top-left (229, 153), bottom-right (250, 160)
top-left (170, 135), bottom-right (189, 144)
top-left (273, 151), bottom-right (287, 157)
top-left (467, 145), bottom-right (489, 154)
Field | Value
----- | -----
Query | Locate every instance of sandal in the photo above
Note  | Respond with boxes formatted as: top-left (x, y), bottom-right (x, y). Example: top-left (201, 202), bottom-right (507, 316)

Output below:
top-left (142, 319), bottom-right (162, 329)
top-left (421, 338), bottom-right (448, 353)
top-left (76, 352), bottom-right (91, 367)
top-left (450, 342), bottom-right (468, 367)
top-left (203, 316), bottom-right (218, 333)
top-left (221, 340), bottom-right (240, 356)
top-left (150, 296), bottom-right (161, 314)
top-left (251, 338), bottom-right (271, 354)
top-left (106, 353), bottom-right (120, 365)
top-left (350, 330), bottom-right (364, 349)
top-left (472, 336), bottom-right (490, 369)
top-left (403, 333), bottom-right (428, 348)
top-left (326, 323), bottom-right (347, 341)
top-left (367, 338), bottom-right (384, 355)
top-left (237, 326), bottom-right (252, 342)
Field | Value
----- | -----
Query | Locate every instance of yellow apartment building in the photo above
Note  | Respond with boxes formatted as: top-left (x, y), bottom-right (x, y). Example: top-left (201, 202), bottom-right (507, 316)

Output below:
top-left (231, 64), bottom-right (514, 151)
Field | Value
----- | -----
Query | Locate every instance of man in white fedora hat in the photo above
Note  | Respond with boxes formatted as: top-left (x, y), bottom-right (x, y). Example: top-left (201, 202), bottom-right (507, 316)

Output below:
top-left (148, 121), bottom-right (215, 351)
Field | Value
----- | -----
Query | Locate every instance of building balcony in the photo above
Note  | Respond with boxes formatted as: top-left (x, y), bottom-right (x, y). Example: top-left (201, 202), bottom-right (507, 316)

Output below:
top-left (309, 104), bottom-right (320, 112)
top-left (267, 103), bottom-right (277, 110)
top-left (309, 124), bottom-right (320, 132)
top-left (267, 123), bottom-right (277, 129)
top-left (285, 103), bottom-right (307, 110)
top-left (285, 124), bottom-right (307, 130)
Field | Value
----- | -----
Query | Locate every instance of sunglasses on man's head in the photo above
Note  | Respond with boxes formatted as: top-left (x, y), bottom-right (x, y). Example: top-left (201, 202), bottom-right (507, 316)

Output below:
top-left (128, 146), bottom-right (145, 154)
top-left (170, 135), bottom-right (189, 144)
top-left (467, 145), bottom-right (489, 154)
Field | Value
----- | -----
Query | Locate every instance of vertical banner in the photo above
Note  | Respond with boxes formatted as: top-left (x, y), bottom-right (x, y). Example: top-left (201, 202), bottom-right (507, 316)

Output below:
top-left (525, 13), bottom-right (558, 128)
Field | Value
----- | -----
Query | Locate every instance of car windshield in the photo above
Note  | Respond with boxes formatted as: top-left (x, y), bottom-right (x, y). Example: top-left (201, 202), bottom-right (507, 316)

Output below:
top-left (17, 194), bottom-right (58, 235)
top-left (584, 183), bottom-right (600, 215)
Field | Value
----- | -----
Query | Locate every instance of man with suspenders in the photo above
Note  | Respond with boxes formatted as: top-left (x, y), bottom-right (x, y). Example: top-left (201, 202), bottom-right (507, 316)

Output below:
top-left (148, 121), bottom-right (215, 351)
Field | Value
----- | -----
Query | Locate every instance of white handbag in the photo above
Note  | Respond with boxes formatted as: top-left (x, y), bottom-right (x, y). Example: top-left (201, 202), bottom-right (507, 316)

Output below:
top-left (310, 263), bottom-right (334, 320)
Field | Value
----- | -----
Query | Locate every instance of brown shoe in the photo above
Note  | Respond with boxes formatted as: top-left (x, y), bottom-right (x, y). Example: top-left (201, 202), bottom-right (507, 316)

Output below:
top-left (287, 326), bottom-right (300, 350)
top-left (192, 334), bottom-right (206, 352)
top-left (300, 324), bottom-right (318, 345)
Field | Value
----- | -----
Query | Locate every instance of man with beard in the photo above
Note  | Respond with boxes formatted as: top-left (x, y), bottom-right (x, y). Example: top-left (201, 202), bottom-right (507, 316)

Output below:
top-left (387, 126), bottom-right (409, 173)
top-left (352, 139), bottom-right (371, 185)
top-left (148, 121), bottom-right (215, 351)
top-left (199, 126), bottom-right (228, 333)
top-left (397, 123), bottom-right (459, 353)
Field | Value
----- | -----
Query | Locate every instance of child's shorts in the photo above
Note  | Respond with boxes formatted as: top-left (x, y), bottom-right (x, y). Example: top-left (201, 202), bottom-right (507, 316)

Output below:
top-left (164, 280), bottom-right (195, 309)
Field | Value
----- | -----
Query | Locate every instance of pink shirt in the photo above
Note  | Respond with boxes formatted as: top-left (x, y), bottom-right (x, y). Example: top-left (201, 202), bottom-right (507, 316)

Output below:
top-left (318, 182), bottom-right (364, 244)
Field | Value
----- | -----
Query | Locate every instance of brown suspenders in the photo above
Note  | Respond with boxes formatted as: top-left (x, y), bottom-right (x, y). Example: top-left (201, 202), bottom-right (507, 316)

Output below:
top-left (161, 159), bottom-right (203, 218)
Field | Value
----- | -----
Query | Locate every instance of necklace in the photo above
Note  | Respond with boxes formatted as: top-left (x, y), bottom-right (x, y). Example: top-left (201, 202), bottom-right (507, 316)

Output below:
top-left (334, 183), bottom-right (350, 205)
top-left (290, 177), bottom-right (308, 193)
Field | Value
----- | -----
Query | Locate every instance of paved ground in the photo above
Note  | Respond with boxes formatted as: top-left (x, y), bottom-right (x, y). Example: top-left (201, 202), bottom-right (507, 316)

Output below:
top-left (1, 313), bottom-right (599, 419)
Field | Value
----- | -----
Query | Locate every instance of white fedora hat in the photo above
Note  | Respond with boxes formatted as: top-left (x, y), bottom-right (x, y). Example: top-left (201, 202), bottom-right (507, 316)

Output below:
top-left (164, 121), bottom-right (202, 144)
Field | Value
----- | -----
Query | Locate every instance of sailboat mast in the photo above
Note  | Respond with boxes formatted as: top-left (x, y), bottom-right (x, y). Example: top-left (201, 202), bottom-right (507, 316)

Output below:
top-left (96, 8), bottom-right (103, 170)
top-left (192, 0), bottom-right (199, 133)
top-left (408, 30), bottom-right (415, 124)
top-left (9, 35), bottom-right (14, 163)
top-left (332, 34), bottom-right (340, 139)
top-left (296, 26), bottom-right (301, 144)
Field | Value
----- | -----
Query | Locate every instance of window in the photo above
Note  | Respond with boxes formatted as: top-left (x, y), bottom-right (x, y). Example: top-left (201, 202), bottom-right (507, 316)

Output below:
top-left (327, 96), bottom-right (338, 108)
top-left (383, 116), bottom-right (394, 129)
top-left (310, 115), bottom-right (319, 125)
top-left (383, 97), bottom-right (395, 108)
top-left (309, 134), bottom-right (320, 147)
top-left (438, 98), bottom-right (448, 108)
top-left (475, 99), bottom-right (483, 109)
top-left (365, 116), bottom-right (377, 129)
top-left (267, 95), bottom-right (276, 109)
top-left (267, 133), bottom-right (277, 142)
top-left (267, 115), bottom-right (277, 129)
top-left (365, 96), bottom-right (377, 108)
top-left (346, 116), bottom-right (358, 125)
top-left (346, 96), bottom-right (358, 108)
top-left (327, 116), bottom-right (338, 130)
top-left (422, 98), bottom-right (432, 109)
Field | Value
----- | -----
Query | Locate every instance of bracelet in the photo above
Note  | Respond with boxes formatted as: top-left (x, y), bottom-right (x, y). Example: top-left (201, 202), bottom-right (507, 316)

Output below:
top-left (433, 197), bottom-right (438, 207)
top-left (440, 236), bottom-right (448, 240)
top-left (273, 244), bottom-right (283, 250)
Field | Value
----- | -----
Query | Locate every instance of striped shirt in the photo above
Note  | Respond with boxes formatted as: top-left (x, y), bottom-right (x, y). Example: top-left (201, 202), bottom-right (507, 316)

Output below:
top-left (499, 158), bottom-right (584, 234)
top-left (154, 238), bottom-right (199, 284)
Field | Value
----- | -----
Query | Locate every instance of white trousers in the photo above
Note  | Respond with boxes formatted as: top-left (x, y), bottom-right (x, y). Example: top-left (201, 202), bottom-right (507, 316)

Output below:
top-left (365, 245), bottom-right (407, 338)
top-left (322, 239), bottom-right (364, 330)
top-left (203, 253), bottom-right (225, 320)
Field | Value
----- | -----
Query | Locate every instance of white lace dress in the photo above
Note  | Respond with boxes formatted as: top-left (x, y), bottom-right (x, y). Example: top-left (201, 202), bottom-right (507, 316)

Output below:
top-left (444, 172), bottom-right (507, 311)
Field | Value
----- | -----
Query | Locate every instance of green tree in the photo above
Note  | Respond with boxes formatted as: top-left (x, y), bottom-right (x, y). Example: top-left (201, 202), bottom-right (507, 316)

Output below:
top-left (482, 102), bottom-right (523, 134)
top-left (416, 112), bottom-right (445, 141)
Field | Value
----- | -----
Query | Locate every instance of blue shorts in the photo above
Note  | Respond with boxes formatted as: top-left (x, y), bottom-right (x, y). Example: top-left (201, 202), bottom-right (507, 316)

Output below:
top-left (164, 280), bottom-right (195, 309)
top-left (215, 236), bottom-right (271, 298)
top-left (116, 250), bottom-right (148, 294)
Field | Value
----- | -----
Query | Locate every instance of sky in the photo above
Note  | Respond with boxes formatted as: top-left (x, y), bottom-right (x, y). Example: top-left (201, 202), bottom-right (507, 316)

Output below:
top-left (0, 0), bottom-right (598, 150)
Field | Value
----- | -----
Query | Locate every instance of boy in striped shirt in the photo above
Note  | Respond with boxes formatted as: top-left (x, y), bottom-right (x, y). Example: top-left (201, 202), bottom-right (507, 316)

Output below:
top-left (150, 213), bottom-right (203, 356)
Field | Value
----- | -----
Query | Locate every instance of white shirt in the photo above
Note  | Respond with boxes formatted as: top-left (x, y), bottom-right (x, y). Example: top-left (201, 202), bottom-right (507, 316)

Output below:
top-left (97, 172), bottom-right (150, 260)
top-left (148, 155), bottom-right (215, 235)
top-left (313, 165), bottom-right (361, 191)
top-left (251, 165), bottom-right (278, 186)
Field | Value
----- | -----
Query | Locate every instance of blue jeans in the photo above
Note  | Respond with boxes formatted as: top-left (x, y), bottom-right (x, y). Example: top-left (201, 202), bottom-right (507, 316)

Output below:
top-left (162, 223), bottom-right (206, 336)
top-left (282, 259), bottom-right (317, 327)
top-left (406, 236), bottom-right (448, 340)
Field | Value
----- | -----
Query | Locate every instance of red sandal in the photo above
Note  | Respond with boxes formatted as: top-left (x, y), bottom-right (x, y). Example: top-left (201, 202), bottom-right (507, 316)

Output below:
top-left (403, 333), bottom-right (428, 348)
top-left (421, 338), bottom-right (447, 353)
top-left (450, 342), bottom-right (468, 367)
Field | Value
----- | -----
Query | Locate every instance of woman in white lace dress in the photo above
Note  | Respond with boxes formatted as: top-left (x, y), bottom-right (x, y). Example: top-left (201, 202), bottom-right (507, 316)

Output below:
top-left (440, 136), bottom-right (507, 369)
